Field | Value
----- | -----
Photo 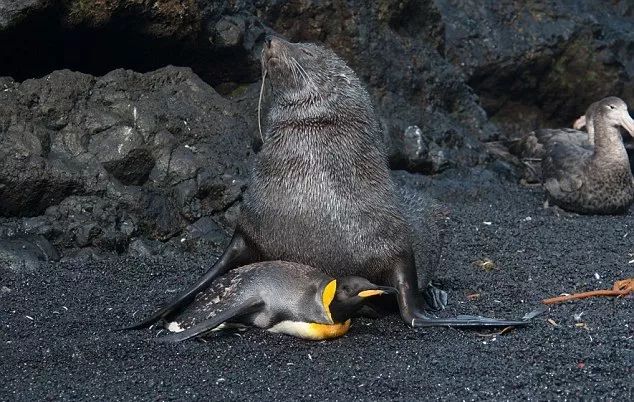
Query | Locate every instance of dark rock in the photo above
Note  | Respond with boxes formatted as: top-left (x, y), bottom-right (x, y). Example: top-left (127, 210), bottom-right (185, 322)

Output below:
top-left (103, 148), bottom-right (155, 186)
top-left (212, 16), bottom-right (246, 48)
top-left (183, 216), bottom-right (227, 246)
top-left (437, 0), bottom-right (634, 136)
top-left (59, 246), bottom-right (110, 263)
top-left (0, 234), bottom-right (59, 272)
top-left (0, 0), bottom-right (48, 30)
top-left (0, 66), bottom-right (252, 256)
top-left (128, 238), bottom-right (163, 258)
top-left (137, 192), bottom-right (183, 241)
top-left (388, 113), bottom-right (488, 173)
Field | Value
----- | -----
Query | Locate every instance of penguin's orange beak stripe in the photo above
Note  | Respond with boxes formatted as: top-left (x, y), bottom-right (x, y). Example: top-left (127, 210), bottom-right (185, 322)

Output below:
top-left (322, 279), bottom-right (337, 322)
top-left (357, 289), bottom-right (387, 298)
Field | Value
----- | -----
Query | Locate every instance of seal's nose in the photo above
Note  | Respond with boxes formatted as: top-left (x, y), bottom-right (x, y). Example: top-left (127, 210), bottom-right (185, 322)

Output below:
top-left (265, 36), bottom-right (285, 52)
top-left (262, 36), bottom-right (284, 66)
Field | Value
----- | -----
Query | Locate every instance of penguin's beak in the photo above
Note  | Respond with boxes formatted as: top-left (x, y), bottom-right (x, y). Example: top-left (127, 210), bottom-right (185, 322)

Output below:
top-left (357, 286), bottom-right (398, 298)
top-left (620, 110), bottom-right (634, 137)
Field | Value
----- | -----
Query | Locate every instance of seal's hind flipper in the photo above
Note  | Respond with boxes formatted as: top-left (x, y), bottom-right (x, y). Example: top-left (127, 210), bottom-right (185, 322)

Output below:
top-left (413, 316), bottom-right (528, 328)
top-left (411, 307), bottom-right (546, 328)
top-left (158, 297), bottom-right (264, 343)
top-left (421, 284), bottom-right (447, 311)
top-left (412, 315), bottom-right (529, 328)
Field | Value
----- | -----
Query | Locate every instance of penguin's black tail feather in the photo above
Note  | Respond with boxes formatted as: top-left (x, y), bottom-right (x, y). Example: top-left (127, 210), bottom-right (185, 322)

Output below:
top-left (157, 297), bottom-right (264, 343)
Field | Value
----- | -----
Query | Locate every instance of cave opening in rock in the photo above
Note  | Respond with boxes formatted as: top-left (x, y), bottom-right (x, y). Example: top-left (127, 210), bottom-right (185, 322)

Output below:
top-left (0, 5), bottom-right (259, 89)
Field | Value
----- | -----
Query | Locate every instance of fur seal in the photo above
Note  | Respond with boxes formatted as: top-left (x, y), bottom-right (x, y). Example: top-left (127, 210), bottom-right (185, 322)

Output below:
top-left (158, 261), bottom-right (395, 342)
top-left (129, 37), bottom-right (530, 329)
top-left (543, 97), bottom-right (634, 214)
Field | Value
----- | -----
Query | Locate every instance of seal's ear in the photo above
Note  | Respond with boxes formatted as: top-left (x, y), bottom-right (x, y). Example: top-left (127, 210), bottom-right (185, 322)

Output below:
top-left (336, 74), bottom-right (351, 85)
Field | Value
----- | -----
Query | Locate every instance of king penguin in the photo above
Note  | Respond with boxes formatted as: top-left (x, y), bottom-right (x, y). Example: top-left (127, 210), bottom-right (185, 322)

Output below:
top-left (136, 261), bottom-right (396, 342)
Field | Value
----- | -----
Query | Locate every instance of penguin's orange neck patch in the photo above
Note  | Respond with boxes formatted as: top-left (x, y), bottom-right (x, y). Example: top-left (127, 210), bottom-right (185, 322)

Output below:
top-left (268, 319), bottom-right (352, 340)
top-left (322, 279), bottom-right (337, 322)
top-left (307, 320), bottom-right (351, 340)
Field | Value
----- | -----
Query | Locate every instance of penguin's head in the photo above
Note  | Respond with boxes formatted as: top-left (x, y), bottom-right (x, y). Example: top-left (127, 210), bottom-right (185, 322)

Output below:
top-left (327, 276), bottom-right (397, 323)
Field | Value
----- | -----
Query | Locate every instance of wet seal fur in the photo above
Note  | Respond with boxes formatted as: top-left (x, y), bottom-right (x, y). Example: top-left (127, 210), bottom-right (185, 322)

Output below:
top-left (127, 37), bottom-right (533, 330)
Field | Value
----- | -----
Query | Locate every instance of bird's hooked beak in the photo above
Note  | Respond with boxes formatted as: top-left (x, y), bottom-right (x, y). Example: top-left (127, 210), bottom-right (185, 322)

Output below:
top-left (573, 115), bottom-right (586, 130)
top-left (357, 286), bottom-right (398, 298)
top-left (619, 109), bottom-right (634, 137)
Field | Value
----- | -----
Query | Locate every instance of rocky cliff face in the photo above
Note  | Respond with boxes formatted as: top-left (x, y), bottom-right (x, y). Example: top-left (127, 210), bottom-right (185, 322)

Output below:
top-left (0, 0), bottom-right (632, 265)
top-left (437, 0), bottom-right (634, 137)
top-left (0, 66), bottom-right (255, 263)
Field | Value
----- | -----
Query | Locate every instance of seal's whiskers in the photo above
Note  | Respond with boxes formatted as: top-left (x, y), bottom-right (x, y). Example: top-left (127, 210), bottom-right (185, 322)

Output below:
top-left (258, 69), bottom-right (267, 142)
top-left (291, 57), bottom-right (316, 90)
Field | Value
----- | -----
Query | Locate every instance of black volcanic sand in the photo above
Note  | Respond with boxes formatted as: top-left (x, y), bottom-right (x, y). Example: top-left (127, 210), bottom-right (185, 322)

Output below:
top-left (1, 169), bottom-right (632, 401)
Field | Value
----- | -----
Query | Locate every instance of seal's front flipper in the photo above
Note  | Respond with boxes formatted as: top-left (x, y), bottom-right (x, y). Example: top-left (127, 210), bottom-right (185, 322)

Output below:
top-left (121, 232), bottom-right (258, 330)
top-left (391, 261), bottom-right (540, 329)
top-left (159, 297), bottom-right (264, 343)
top-left (422, 284), bottom-right (447, 311)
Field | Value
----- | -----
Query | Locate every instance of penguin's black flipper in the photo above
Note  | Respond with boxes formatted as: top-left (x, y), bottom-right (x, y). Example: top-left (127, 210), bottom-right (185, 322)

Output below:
top-left (158, 297), bottom-right (264, 343)
top-left (121, 232), bottom-right (257, 330)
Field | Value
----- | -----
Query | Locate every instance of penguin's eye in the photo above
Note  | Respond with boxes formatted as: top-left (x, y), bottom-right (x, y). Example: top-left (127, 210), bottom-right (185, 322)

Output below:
top-left (301, 48), bottom-right (313, 57)
top-left (608, 105), bottom-right (615, 110)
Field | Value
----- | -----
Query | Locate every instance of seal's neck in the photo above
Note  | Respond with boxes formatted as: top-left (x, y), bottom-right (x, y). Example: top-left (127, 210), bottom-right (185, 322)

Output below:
top-left (586, 119), bottom-right (595, 144)
top-left (266, 98), bottom-right (382, 147)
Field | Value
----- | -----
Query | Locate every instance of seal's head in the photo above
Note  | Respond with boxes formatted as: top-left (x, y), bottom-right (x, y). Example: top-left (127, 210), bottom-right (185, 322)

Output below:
top-left (261, 36), bottom-right (368, 113)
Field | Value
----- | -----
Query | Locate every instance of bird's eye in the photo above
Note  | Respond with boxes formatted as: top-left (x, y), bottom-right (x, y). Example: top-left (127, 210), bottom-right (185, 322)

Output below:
top-left (609, 105), bottom-right (615, 109)
top-left (301, 48), bottom-right (313, 56)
